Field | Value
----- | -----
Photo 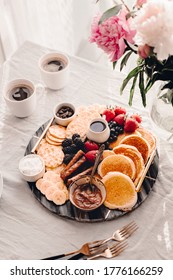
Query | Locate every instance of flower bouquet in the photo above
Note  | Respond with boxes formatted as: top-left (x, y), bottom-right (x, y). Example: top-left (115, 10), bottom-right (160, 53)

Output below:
top-left (90, 0), bottom-right (173, 107)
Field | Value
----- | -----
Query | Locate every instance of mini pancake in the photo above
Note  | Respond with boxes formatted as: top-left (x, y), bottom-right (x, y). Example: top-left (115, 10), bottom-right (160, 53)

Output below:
top-left (102, 150), bottom-right (115, 159)
top-left (98, 154), bottom-right (136, 180)
top-left (102, 171), bottom-right (137, 210)
top-left (109, 130), bottom-right (141, 149)
top-left (120, 135), bottom-right (150, 164)
top-left (113, 144), bottom-right (144, 184)
top-left (137, 127), bottom-right (156, 155)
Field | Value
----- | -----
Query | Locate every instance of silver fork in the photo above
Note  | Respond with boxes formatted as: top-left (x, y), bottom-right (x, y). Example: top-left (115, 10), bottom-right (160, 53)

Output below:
top-left (68, 221), bottom-right (138, 259)
top-left (42, 239), bottom-right (105, 260)
top-left (101, 221), bottom-right (138, 244)
top-left (87, 241), bottom-right (128, 260)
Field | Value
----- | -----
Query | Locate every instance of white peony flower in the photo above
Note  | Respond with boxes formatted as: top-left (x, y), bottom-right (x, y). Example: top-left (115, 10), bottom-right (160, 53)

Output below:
top-left (134, 0), bottom-right (173, 60)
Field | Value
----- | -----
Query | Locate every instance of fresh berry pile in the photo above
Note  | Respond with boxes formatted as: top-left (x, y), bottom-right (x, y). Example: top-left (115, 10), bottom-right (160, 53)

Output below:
top-left (62, 134), bottom-right (85, 164)
top-left (102, 106), bottom-right (142, 148)
top-left (62, 106), bottom-right (142, 165)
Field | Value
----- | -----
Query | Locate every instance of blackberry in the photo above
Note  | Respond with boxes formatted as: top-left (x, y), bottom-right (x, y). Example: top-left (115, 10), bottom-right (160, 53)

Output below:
top-left (62, 146), bottom-right (73, 154)
top-left (75, 138), bottom-right (85, 150)
top-left (72, 133), bottom-right (80, 141)
top-left (63, 154), bottom-right (74, 164)
top-left (62, 138), bottom-right (73, 147)
top-left (70, 144), bottom-right (78, 153)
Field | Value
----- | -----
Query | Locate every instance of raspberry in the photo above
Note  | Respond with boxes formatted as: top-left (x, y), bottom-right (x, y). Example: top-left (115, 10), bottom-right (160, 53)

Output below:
top-left (85, 150), bottom-right (98, 163)
top-left (84, 141), bottom-right (99, 152)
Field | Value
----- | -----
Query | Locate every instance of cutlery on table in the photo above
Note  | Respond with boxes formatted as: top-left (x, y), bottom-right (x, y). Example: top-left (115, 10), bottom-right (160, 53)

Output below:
top-left (87, 241), bottom-right (128, 260)
top-left (41, 239), bottom-right (105, 260)
top-left (41, 221), bottom-right (138, 260)
top-left (68, 221), bottom-right (138, 260)
top-left (101, 220), bottom-right (138, 244)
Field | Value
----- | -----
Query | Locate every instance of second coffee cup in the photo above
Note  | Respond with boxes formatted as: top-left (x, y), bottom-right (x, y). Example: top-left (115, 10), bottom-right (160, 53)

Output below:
top-left (38, 52), bottom-right (70, 90)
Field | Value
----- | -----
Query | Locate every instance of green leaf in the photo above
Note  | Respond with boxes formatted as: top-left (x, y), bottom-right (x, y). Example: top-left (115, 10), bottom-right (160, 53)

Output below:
top-left (120, 51), bottom-right (133, 71)
top-left (139, 71), bottom-right (146, 107)
top-left (113, 61), bottom-right (117, 70)
top-left (120, 66), bottom-right (142, 95)
top-left (128, 74), bottom-right (138, 106)
top-left (99, 4), bottom-right (122, 24)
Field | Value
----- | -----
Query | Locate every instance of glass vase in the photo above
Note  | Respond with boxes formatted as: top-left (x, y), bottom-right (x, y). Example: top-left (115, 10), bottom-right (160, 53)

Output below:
top-left (150, 85), bottom-right (173, 142)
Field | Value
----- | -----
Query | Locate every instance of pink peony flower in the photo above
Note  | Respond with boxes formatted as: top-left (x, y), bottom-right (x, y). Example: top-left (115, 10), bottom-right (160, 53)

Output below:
top-left (90, 9), bottom-right (136, 62)
top-left (138, 44), bottom-right (151, 58)
top-left (135, 0), bottom-right (147, 8)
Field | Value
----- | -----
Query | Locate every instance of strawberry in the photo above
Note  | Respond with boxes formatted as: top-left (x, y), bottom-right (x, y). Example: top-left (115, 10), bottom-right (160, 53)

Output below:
top-left (114, 106), bottom-right (126, 116)
top-left (85, 150), bottom-right (98, 163)
top-left (84, 141), bottom-right (99, 152)
top-left (113, 114), bottom-right (126, 126)
top-left (124, 117), bottom-right (139, 132)
top-left (102, 109), bottom-right (115, 122)
top-left (131, 113), bottom-right (142, 123)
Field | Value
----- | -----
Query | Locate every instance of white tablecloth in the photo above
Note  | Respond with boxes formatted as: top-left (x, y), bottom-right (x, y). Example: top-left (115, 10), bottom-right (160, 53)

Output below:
top-left (0, 41), bottom-right (173, 260)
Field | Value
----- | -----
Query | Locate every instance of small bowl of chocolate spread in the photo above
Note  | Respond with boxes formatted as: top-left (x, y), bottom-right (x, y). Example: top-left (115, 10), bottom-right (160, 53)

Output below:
top-left (69, 175), bottom-right (106, 211)
top-left (53, 102), bottom-right (76, 126)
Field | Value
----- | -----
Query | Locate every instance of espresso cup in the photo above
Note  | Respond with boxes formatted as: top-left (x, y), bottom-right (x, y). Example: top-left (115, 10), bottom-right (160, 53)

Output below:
top-left (38, 52), bottom-right (70, 90)
top-left (3, 79), bottom-right (37, 118)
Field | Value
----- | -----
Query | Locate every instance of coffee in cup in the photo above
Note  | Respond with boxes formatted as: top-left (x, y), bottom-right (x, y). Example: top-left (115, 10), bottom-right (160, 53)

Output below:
top-left (3, 79), bottom-right (37, 118)
top-left (38, 52), bottom-right (70, 90)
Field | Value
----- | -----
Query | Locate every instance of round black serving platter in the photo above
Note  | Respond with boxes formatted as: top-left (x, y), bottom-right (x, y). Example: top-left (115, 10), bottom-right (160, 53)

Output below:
top-left (25, 120), bottom-right (159, 222)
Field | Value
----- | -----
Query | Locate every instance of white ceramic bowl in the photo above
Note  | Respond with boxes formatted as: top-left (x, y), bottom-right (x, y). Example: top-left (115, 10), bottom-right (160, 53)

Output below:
top-left (86, 117), bottom-right (110, 143)
top-left (53, 102), bottom-right (76, 126)
top-left (38, 52), bottom-right (70, 90)
top-left (69, 175), bottom-right (106, 211)
top-left (19, 154), bottom-right (45, 182)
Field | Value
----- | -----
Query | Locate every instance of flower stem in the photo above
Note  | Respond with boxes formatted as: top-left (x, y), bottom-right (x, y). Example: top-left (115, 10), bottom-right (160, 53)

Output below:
top-left (120, 0), bottom-right (130, 12)
top-left (124, 39), bottom-right (137, 54)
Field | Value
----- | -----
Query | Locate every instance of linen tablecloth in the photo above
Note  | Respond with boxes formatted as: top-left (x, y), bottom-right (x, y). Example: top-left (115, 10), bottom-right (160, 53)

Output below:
top-left (0, 41), bottom-right (173, 260)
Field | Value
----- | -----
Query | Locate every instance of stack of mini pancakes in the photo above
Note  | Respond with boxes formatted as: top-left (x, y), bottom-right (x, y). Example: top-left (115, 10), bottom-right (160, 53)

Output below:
top-left (97, 127), bottom-right (156, 211)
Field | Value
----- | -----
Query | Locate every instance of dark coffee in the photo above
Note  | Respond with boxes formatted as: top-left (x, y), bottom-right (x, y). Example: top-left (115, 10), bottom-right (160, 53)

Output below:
top-left (90, 121), bottom-right (106, 132)
top-left (9, 86), bottom-right (33, 101)
top-left (43, 59), bottom-right (65, 72)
